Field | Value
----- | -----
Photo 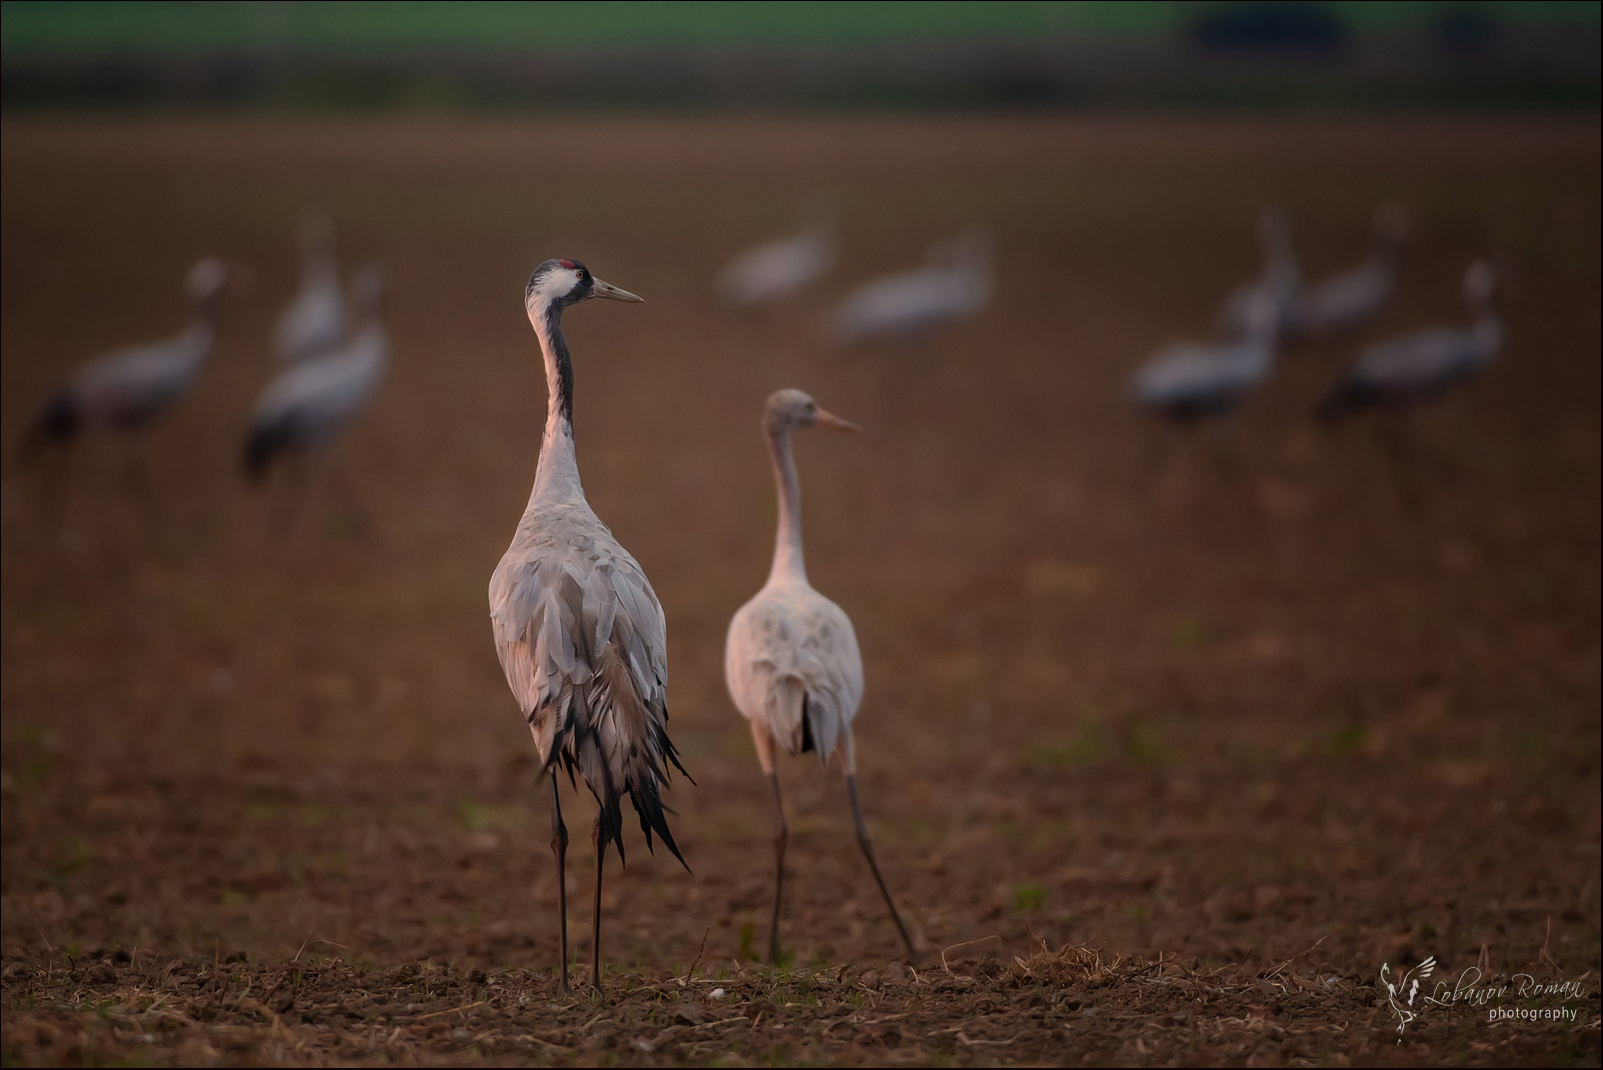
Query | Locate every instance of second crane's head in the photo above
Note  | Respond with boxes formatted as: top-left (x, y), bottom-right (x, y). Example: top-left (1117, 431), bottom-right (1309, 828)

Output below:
top-left (525, 258), bottom-right (642, 323)
top-left (764, 388), bottom-right (859, 437)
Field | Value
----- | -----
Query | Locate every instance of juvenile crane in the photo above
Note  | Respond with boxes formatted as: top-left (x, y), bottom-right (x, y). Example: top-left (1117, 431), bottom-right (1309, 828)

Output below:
top-left (22, 257), bottom-right (228, 467)
top-left (1291, 203), bottom-right (1409, 337)
top-left (1319, 260), bottom-right (1500, 420)
top-left (1220, 206), bottom-right (1301, 339)
top-left (830, 227), bottom-right (994, 346)
top-left (273, 211), bottom-right (347, 365)
top-left (488, 259), bottom-right (688, 995)
top-left (716, 205), bottom-right (837, 309)
top-left (243, 263), bottom-right (388, 482)
top-left (724, 389), bottom-right (917, 964)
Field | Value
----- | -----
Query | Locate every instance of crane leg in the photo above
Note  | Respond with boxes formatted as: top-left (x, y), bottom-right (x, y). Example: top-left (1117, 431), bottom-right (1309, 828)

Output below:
top-left (1377, 410), bottom-right (1422, 517)
top-left (748, 723), bottom-right (787, 964)
top-left (1205, 419), bottom-right (1243, 481)
top-left (845, 773), bottom-right (917, 961)
top-left (1139, 422), bottom-right (1182, 485)
top-left (120, 439), bottom-right (151, 499)
top-left (548, 770), bottom-right (570, 994)
top-left (590, 816), bottom-right (605, 995)
top-left (270, 454), bottom-right (310, 538)
top-left (37, 447), bottom-right (74, 528)
top-left (328, 461), bottom-right (371, 538)
top-left (765, 772), bottom-right (788, 965)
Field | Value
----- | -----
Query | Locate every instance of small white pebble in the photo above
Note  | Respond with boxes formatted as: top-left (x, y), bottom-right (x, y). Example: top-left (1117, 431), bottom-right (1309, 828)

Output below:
top-left (709, 987), bottom-right (726, 1000)
top-left (140, 1034), bottom-right (155, 1044)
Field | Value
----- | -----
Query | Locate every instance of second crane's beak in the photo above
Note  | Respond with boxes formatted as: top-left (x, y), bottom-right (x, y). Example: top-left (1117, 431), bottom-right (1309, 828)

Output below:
top-left (813, 407), bottom-right (859, 432)
top-left (591, 277), bottom-right (644, 303)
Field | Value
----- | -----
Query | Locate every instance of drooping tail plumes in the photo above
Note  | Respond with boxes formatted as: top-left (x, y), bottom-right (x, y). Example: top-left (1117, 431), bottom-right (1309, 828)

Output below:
top-left (547, 644), bottom-right (692, 870)
top-left (20, 391), bottom-right (80, 459)
top-left (629, 716), bottom-right (692, 870)
top-left (242, 417), bottom-right (291, 483)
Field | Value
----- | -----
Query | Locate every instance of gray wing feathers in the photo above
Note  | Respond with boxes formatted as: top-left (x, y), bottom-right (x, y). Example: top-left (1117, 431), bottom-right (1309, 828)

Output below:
top-left (490, 529), bottom-right (667, 735)
top-left (490, 512), bottom-right (686, 865)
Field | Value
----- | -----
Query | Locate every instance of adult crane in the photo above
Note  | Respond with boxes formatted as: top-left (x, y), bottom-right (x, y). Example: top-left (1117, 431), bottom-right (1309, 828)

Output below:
top-left (830, 227), bottom-right (994, 346)
top-left (1318, 261), bottom-right (1501, 510)
top-left (242, 264), bottom-right (389, 484)
top-left (1132, 292), bottom-right (1279, 423)
top-left (487, 258), bottom-right (689, 994)
top-left (1291, 203), bottom-right (1410, 337)
top-left (1318, 260), bottom-right (1500, 420)
top-left (716, 204), bottom-right (837, 309)
top-left (21, 257), bottom-right (228, 482)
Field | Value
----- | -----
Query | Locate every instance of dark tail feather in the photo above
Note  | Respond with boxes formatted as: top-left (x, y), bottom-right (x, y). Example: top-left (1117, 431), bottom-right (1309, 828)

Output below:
top-left (631, 772), bottom-right (690, 873)
top-left (1317, 378), bottom-right (1375, 424)
top-left (566, 652), bottom-right (694, 871)
top-left (598, 711), bottom-right (690, 872)
top-left (659, 717), bottom-right (695, 787)
top-left (20, 391), bottom-right (80, 459)
top-left (575, 726), bottom-right (628, 866)
top-left (242, 419), bottom-right (289, 483)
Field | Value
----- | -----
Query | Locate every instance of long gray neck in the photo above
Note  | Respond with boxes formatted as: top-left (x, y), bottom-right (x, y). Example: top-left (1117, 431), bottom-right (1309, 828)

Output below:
top-left (1472, 306), bottom-right (1503, 358)
top-left (181, 296), bottom-right (219, 357)
top-left (306, 242), bottom-right (338, 285)
top-left (1371, 239), bottom-right (1401, 271)
top-left (529, 301), bottom-right (582, 505)
top-left (766, 426), bottom-right (807, 584)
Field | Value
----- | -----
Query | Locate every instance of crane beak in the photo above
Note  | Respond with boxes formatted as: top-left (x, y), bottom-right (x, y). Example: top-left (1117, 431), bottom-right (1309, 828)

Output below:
top-left (590, 277), bottom-right (644, 303)
top-left (813, 407), bottom-right (858, 432)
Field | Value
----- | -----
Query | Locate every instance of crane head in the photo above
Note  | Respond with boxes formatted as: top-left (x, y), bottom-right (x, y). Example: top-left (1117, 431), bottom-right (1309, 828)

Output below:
top-left (1463, 259), bottom-right (1498, 306)
top-left (764, 388), bottom-right (858, 436)
top-left (184, 257), bottom-right (229, 303)
top-left (525, 258), bottom-right (642, 318)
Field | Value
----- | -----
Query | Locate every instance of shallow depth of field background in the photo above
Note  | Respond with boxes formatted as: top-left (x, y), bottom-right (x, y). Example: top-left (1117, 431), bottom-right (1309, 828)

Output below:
top-left (1, 3), bottom-right (1599, 1066)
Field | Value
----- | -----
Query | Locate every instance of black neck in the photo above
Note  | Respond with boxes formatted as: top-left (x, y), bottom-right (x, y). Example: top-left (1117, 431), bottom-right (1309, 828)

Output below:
top-left (543, 302), bottom-right (574, 426)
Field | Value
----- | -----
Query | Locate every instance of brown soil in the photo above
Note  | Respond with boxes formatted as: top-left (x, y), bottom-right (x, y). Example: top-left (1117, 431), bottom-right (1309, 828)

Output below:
top-left (2, 115), bottom-right (1599, 1066)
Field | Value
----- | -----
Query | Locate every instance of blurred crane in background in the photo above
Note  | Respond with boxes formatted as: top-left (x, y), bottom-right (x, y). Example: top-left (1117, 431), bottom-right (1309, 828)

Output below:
top-left (1220, 206), bottom-right (1301, 339)
top-left (1318, 260), bottom-right (1501, 421)
top-left (1318, 260), bottom-right (1501, 509)
top-left (716, 201), bottom-right (837, 309)
top-left (725, 389), bottom-right (918, 965)
top-left (20, 257), bottom-right (229, 488)
top-left (487, 258), bottom-right (688, 995)
top-left (243, 263), bottom-right (388, 498)
top-left (1132, 290), bottom-right (1279, 425)
top-left (830, 226), bottom-right (994, 346)
top-left (273, 211), bottom-right (347, 365)
top-left (1291, 203), bottom-right (1410, 337)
